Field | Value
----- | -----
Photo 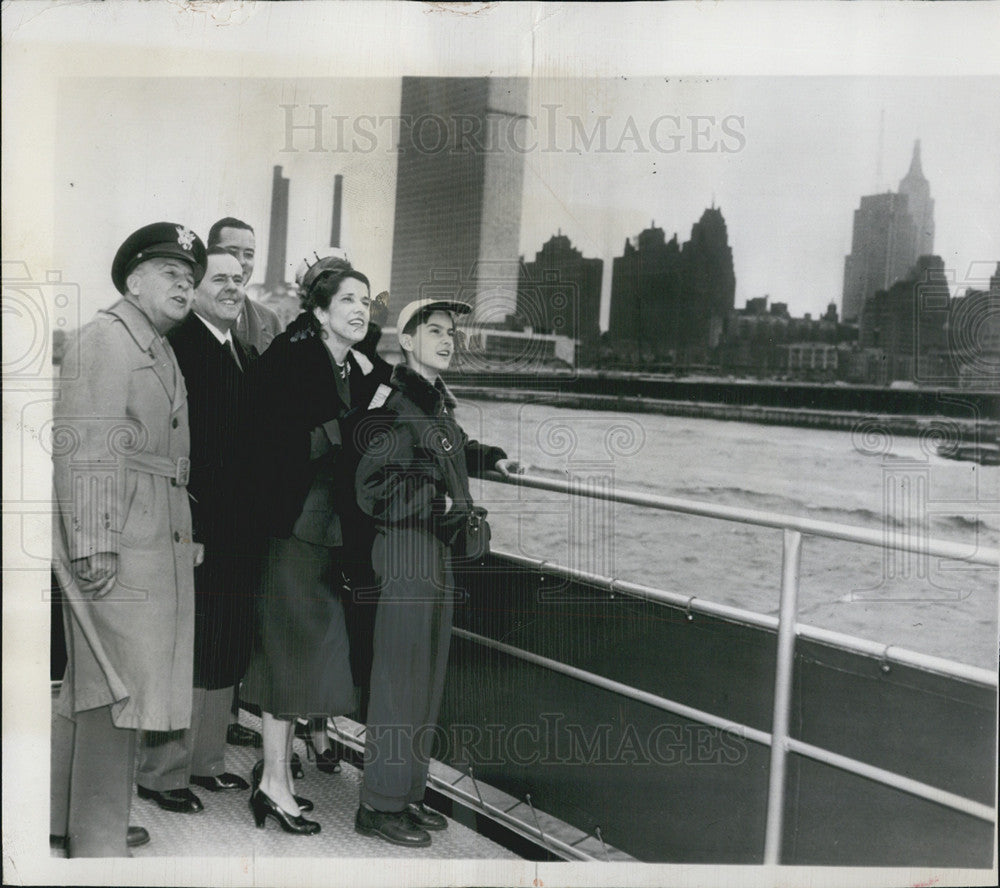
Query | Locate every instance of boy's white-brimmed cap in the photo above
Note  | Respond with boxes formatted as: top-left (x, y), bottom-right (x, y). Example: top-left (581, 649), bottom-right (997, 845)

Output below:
top-left (396, 299), bottom-right (472, 344)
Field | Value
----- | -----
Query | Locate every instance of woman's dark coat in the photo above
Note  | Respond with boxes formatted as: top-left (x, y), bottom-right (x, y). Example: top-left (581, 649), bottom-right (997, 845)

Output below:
top-left (250, 311), bottom-right (393, 701)
top-left (253, 311), bottom-right (393, 543)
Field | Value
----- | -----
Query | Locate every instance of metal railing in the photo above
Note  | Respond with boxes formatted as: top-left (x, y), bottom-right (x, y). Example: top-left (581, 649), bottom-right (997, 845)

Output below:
top-left (465, 471), bottom-right (999, 863)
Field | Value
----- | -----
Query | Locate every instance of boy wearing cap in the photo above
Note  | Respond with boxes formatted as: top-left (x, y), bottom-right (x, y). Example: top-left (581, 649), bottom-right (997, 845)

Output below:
top-left (51, 222), bottom-right (206, 856)
top-left (353, 300), bottom-right (521, 847)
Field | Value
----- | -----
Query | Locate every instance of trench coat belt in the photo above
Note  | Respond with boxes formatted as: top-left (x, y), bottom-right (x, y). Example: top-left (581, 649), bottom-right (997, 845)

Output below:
top-left (122, 453), bottom-right (191, 487)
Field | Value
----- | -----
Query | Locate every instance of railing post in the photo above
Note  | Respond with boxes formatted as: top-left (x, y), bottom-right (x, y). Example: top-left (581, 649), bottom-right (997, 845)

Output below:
top-left (763, 528), bottom-right (803, 865)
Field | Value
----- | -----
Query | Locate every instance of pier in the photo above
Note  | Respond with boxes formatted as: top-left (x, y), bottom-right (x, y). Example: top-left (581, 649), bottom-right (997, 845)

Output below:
top-left (447, 373), bottom-right (1000, 440)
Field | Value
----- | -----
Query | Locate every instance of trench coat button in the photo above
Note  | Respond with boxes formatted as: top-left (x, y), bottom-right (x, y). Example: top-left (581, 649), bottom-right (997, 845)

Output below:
top-left (172, 417), bottom-right (179, 428)
top-left (174, 531), bottom-right (181, 542)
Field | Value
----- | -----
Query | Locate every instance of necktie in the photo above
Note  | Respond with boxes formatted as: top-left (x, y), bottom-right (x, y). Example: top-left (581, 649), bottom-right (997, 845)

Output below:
top-left (227, 339), bottom-right (243, 371)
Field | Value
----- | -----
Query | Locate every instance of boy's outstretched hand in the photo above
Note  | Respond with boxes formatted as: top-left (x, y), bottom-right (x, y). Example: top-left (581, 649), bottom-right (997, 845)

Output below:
top-left (495, 459), bottom-right (525, 477)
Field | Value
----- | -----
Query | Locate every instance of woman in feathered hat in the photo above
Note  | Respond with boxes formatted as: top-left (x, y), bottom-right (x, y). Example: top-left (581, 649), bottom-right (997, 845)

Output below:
top-left (240, 253), bottom-right (391, 835)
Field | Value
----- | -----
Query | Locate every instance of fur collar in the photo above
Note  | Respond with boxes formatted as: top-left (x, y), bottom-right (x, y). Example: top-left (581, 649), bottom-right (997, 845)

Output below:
top-left (286, 310), bottom-right (321, 342)
top-left (285, 311), bottom-right (373, 376)
top-left (390, 363), bottom-right (457, 415)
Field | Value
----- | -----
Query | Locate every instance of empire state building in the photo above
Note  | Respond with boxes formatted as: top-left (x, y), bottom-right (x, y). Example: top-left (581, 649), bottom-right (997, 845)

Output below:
top-left (897, 140), bottom-right (935, 258)
top-left (841, 141), bottom-right (935, 322)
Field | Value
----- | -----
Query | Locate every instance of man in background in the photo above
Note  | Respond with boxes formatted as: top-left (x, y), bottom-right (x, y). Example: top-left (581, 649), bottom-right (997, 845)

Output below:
top-left (207, 216), bottom-right (281, 748)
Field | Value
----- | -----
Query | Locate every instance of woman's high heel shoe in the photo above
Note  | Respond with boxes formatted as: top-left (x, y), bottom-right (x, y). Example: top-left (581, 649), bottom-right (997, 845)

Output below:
top-left (250, 760), bottom-right (314, 813)
top-left (249, 788), bottom-right (320, 835)
top-left (303, 733), bottom-right (342, 774)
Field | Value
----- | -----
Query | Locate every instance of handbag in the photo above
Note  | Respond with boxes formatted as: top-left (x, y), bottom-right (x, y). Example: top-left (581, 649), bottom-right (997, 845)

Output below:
top-left (452, 505), bottom-right (491, 564)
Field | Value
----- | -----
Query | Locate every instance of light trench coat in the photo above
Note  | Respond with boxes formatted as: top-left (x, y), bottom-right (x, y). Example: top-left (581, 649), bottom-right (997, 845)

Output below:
top-left (52, 298), bottom-right (195, 731)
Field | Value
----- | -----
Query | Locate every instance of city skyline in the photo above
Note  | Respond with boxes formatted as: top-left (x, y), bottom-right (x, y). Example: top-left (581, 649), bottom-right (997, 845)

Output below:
top-left (48, 76), bottom-right (1000, 330)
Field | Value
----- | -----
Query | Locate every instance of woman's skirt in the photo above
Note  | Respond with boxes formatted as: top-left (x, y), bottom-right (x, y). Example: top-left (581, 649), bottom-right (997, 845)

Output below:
top-left (241, 535), bottom-right (355, 719)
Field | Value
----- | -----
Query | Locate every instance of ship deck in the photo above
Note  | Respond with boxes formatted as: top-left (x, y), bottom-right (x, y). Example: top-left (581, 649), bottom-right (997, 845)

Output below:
top-left (45, 470), bottom-right (997, 869)
top-left (50, 709), bottom-right (520, 861)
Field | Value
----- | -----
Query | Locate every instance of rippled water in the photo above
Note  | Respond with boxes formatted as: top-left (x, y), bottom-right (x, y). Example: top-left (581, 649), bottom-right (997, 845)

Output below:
top-left (455, 399), bottom-right (999, 670)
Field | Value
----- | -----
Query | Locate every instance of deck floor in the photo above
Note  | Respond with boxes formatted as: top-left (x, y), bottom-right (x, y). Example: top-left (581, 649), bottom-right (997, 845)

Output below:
top-left (52, 711), bottom-right (518, 860)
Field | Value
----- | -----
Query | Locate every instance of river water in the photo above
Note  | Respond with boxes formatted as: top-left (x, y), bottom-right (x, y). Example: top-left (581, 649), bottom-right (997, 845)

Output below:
top-left (455, 398), bottom-right (999, 670)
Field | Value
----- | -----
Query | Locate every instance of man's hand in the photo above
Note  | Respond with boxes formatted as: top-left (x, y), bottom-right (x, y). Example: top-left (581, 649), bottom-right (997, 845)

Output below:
top-left (193, 543), bottom-right (205, 568)
top-left (495, 458), bottom-right (525, 477)
top-left (73, 552), bottom-right (118, 598)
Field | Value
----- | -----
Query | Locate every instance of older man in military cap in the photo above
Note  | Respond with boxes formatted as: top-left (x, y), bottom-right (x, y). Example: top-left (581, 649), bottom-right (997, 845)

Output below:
top-left (51, 222), bottom-right (206, 856)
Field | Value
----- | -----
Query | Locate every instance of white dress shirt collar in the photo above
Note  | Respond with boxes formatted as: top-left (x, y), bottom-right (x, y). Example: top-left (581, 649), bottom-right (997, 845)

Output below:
top-left (194, 312), bottom-right (235, 347)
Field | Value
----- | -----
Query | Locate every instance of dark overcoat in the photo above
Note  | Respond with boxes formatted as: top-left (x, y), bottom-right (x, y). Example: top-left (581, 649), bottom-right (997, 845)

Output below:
top-left (167, 313), bottom-right (257, 689)
top-left (245, 311), bottom-right (393, 706)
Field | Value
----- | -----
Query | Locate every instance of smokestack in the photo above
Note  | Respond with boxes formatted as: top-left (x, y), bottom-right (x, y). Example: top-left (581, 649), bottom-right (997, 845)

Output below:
top-left (265, 165), bottom-right (290, 292)
top-left (331, 174), bottom-right (343, 248)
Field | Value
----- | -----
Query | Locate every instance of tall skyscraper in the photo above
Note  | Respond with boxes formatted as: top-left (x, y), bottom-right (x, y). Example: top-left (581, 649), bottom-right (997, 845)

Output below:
top-left (841, 141), bottom-right (934, 322)
top-left (264, 165), bottom-right (290, 292)
top-left (681, 207), bottom-right (736, 354)
top-left (388, 77), bottom-right (528, 324)
top-left (608, 208), bottom-right (735, 359)
top-left (898, 140), bottom-right (935, 258)
top-left (609, 224), bottom-right (682, 353)
top-left (517, 232), bottom-right (603, 348)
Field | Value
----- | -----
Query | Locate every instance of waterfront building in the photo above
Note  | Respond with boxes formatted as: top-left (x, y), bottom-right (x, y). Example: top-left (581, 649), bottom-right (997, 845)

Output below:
top-left (948, 261), bottom-right (1000, 388)
top-left (718, 297), bottom-right (852, 378)
top-left (680, 207), bottom-right (736, 363)
top-left (517, 232), bottom-right (603, 354)
top-left (388, 76), bottom-right (528, 323)
top-left (859, 255), bottom-right (951, 383)
top-left (607, 207), bottom-right (735, 366)
top-left (780, 342), bottom-right (840, 381)
top-left (717, 296), bottom-right (789, 377)
top-left (375, 321), bottom-right (575, 372)
top-left (608, 224), bottom-right (682, 360)
top-left (455, 325), bottom-right (576, 371)
top-left (841, 141), bottom-right (934, 322)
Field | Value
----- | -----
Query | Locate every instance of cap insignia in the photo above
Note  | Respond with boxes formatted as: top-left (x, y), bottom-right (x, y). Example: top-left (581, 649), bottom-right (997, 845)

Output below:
top-left (176, 226), bottom-right (196, 251)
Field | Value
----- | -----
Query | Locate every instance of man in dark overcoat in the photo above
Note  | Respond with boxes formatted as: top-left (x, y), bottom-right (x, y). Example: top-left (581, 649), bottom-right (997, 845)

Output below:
top-left (208, 215), bottom-right (280, 750)
top-left (51, 222), bottom-right (206, 856)
top-left (135, 249), bottom-right (257, 812)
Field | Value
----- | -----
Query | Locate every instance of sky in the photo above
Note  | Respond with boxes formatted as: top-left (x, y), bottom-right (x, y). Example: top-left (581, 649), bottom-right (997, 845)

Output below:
top-left (53, 75), bottom-right (1000, 329)
top-left (520, 77), bottom-right (1000, 325)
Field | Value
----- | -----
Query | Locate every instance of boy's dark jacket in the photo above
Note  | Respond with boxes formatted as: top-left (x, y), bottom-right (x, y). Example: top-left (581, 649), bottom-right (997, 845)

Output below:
top-left (355, 363), bottom-right (506, 546)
